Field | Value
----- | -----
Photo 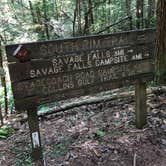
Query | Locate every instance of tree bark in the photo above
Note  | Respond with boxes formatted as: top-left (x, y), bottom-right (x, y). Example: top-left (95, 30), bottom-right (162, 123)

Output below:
top-left (83, 0), bottom-right (94, 35)
top-left (0, 41), bottom-right (8, 116)
top-left (73, 0), bottom-right (82, 36)
top-left (136, 0), bottom-right (144, 29)
top-left (146, 0), bottom-right (155, 28)
top-left (155, 0), bottom-right (166, 85)
top-left (43, 0), bottom-right (50, 40)
top-left (77, 0), bottom-right (82, 35)
top-left (20, 0), bottom-right (25, 18)
top-left (125, 0), bottom-right (132, 30)
top-left (28, 0), bottom-right (37, 24)
top-left (89, 0), bottom-right (94, 25)
top-left (0, 102), bottom-right (3, 126)
top-left (36, 6), bottom-right (42, 24)
top-left (73, 1), bottom-right (77, 36)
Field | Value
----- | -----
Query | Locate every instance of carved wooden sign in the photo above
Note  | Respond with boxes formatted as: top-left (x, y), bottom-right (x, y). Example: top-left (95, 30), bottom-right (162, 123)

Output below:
top-left (6, 29), bottom-right (155, 111)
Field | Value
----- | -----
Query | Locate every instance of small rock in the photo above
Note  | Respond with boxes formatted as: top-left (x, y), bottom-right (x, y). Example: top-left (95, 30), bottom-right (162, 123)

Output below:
top-left (70, 152), bottom-right (78, 159)
top-left (161, 139), bottom-right (166, 146)
top-left (114, 150), bottom-right (118, 155)
top-left (161, 124), bottom-right (166, 131)
top-left (60, 161), bottom-right (70, 166)
top-left (101, 146), bottom-right (112, 153)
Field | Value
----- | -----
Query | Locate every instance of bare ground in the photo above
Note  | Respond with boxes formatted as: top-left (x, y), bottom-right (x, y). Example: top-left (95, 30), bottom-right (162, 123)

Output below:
top-left (0, 87), bottom-right (166, 166)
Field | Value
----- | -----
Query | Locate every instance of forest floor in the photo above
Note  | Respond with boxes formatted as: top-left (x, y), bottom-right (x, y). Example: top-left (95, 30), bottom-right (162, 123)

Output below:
top-left (0, 86), bottom-right (166, 166)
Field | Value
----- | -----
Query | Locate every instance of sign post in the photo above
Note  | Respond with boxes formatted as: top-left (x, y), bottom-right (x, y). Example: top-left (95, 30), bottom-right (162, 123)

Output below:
top-left (27, 108), bottom-right (44, 164)
top-left (135, 82), bottom-right (147, 129)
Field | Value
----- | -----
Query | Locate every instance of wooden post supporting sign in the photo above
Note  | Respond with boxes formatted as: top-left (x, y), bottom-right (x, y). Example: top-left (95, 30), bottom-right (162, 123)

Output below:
top-left (27, 108), bottom-right (44, 165)
top-left (135, 82), bottom-right (147, 129)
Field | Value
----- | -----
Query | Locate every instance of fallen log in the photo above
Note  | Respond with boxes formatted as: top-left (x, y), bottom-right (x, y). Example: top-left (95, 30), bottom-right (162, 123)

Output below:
top-left (38, 90), bottom-right (134, 117)
top-left (38, 86), bottom-right (166, 118)
top-left (9, 86), bottom-right (166, 124)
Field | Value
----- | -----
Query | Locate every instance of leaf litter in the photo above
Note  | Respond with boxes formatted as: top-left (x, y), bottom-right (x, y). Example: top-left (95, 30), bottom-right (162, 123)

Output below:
top-left (0, 87), bottom-right (166, 166)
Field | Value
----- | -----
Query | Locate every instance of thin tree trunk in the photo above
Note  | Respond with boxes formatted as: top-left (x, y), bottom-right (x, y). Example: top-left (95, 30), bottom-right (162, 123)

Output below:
top-left (89, 0), bottom-right (94, 29)
top-left (136, 0), bottom-right (144, 29)
top-left (125, 0), bottom-right (132, 30)
top-left (36, 6), bottom-right (42, 24)
top-left (73, 1), bottom-right (77, 36)
top-left (0, 41), bottom-right (8, 116)
top-left (155, 0), bottom-right (166, 84)
top-left (20, 0), bottom-right (25, 18)
top-left (108, 0), bottom-right (111, 23)
top-left (28, 0), bottom-right (37, 24)
top-left (77, 0), bottom-right (82, 35)
top-left (43, 0), bottom-right (50, 40)
top-left (0, 105), bottom-right (3, 126)
top-left (83, 3), bottom-right (89, 35)
top-left (55, 0), bottom-right (59, 20)
top-left (83, 0), bottom-right (94, 35)
top-left (146, 0), bottom-right (155, 28)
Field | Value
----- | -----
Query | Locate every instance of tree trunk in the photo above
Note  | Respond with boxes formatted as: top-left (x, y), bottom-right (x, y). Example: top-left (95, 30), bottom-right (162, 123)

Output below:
top-left (73, 0), bottom-right (82, 36)
top-left (36, 6), bottom-right (42, 24)
top-left (89, 0), bottom-right (94, 25)
top-left (0, 105), bottom-right (3, 126)
top-left (136, 0), bottom-right (144, 29)
top-left (0, 41), bottom-right (8, 116)
top-left (155, 0), bottom-right (166, 85)
top-left (20, 0), bottom-right (25, 18)
top-left (83, 2), bottom-right (89, 35)
top-left (28, 0), bottom-right (37, 24)
top-left (77, 0), bottom-right (82, 35)
top-left (43, 0), bottom-right (50, 40)
top-left (108, 0), bottom-right (111, 22)
top-left (146, 0), bottom-right (155, 28)
top-left (73, 1), bottom-right (77, 36)
top-left (125, 0), bottom-right (132, 30)
top-left (83, 0), bottom-right (94, 35)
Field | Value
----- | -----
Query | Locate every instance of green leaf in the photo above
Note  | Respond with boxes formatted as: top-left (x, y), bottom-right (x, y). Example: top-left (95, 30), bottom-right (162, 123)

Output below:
top-left (0, 135), bottom-right (7, 139)
top-left (95, 130), bottom-right (105, 136)
top-left (0, 125), bottom-right (15, 139)
top-left (0, 129), bottom-right (8, 136)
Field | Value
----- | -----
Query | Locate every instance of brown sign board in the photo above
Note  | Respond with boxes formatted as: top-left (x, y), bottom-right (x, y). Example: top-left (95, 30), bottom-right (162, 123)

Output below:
top-left (6, 29), bottom-right (155, 111)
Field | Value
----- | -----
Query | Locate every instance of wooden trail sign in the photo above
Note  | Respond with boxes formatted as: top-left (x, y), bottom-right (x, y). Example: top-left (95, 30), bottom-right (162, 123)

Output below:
top-left (6, 29), bottom-right (155, 111)
top-left (6, 29), bottom-right (155, 163)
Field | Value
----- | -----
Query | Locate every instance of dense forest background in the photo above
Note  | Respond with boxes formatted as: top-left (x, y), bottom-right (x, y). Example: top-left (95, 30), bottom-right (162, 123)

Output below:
top-left (0, 0), bottom-right (156, 44)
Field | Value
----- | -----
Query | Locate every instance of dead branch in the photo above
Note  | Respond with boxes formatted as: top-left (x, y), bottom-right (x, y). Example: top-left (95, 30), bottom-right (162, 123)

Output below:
top-left (38, 90), bottom-right (134, 118)
top-left (96, 16), bottom-right (132, 34)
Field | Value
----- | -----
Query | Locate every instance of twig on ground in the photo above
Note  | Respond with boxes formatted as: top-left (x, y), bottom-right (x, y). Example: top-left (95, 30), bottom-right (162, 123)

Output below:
top-left (133, 153), bottom-right (137, 166)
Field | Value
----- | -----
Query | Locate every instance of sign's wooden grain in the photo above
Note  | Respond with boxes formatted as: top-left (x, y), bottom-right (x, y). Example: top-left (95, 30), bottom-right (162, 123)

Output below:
top-left (12, 60), bottom-right (153, 98)
top-left (6, 29), bottom-right (155, 62)
top-left (6, 29), bottom-right (155, 111)
top-left (8, 43), bottom-right (154, 82)
top-left (14, 73), bottom-right (153, 110)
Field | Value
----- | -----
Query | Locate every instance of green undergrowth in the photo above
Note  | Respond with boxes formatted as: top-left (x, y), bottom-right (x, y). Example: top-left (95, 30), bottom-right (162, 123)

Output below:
top-left (50, 137), bottom-right (72, 158)
top-left (12, 158), bottom-right (32, 166)
top-left (0, 125), bottom-right (15, 139)
top-left (11, 144), bottom-right (32, 166)
top-left (42, 137), bottom-right (71, 159)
